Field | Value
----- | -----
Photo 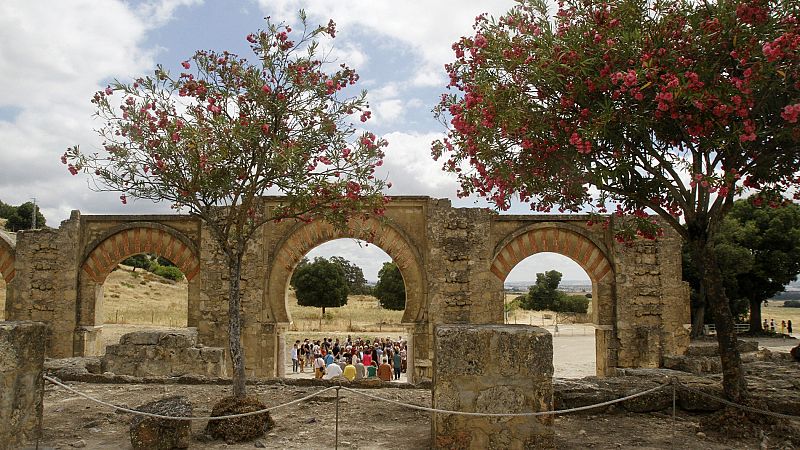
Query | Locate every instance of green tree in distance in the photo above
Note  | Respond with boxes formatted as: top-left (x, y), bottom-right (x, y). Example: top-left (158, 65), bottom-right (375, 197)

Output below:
top-left (433, 0), bottom-right (800, 401)
top-left (329, 255), bottom-right (370, 295)
top-left (293, 257), bottom-right (349, 316)
top-left (686, 199), bottom-right (800, 333)
top-left (63, 12), bottom-right (389, 399)
top-left (373, 262), bottom-right (405, 311)
top-left (523, 270), bottom-right (563, 311)
top-left (6, 202), bottom-right (46, 231)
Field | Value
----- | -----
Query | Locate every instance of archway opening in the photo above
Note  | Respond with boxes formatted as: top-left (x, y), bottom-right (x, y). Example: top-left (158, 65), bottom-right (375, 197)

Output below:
top-left (97, 253), bottom-right (189, 352)
top-left (505, 252), bottom-right (596, 379)
top-left (284, 238), bottom-right (410, 383)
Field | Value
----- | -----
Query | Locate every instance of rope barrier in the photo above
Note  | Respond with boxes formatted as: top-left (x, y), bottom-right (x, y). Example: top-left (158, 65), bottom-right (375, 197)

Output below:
top-left (341, 382), bottom-right (670, 417)
top-left (43, 375), bottom-right (337, 421)
top-left (672, 379), bottom-right (800, 421)
top-left (44, 375), bottom-right (800, 422)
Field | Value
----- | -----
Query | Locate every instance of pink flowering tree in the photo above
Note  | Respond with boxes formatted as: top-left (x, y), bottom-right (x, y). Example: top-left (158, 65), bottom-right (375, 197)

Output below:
top-left (433, 0), bottom-right (800, 401)
top-left (64, 13), bottom-right (388, 398)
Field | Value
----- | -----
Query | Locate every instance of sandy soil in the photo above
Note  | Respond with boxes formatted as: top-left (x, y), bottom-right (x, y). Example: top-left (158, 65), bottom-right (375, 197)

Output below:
top-left (38, 379), bottom-right (779, 449)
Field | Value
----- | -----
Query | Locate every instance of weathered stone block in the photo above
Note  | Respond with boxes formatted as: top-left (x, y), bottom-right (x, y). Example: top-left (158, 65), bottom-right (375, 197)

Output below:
top-left (0, 321), bottom-right (48, 450)
top-left (102, 329), bottom-right (226, 378)
top-left (433, 324), bottom-right (554, 450)
top-left (130, 396), bottom-right (192, 449)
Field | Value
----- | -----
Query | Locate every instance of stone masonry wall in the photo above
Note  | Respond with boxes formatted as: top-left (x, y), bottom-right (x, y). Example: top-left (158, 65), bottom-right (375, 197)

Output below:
top-left (0, 321), bottom-right (48, 450)
top-left (102, 329), bottom-right (226, 378)
top-left (6, 212), bottom-right (81, 357)
top-left (432, 324), bottom-right (554, 450)
top-left (612, 218), bottom-right (690, 369)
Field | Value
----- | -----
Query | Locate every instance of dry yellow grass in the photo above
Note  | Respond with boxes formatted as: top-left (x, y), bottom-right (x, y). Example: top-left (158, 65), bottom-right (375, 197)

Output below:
top-left (101, 265), bottom-right (405, 333)
top-left (761, 303), bottom-right (800, 331)
top-left (103, 266), bottom-right (188, 327)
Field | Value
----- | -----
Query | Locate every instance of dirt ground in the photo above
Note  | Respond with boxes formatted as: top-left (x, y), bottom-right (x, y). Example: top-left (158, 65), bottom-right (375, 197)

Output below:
top-left (37, 378), bottom-right (785, 450)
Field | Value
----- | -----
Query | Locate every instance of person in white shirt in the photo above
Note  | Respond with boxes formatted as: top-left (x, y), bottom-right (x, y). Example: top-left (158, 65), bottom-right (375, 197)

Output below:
top-left (322, 362), bottom-right (343, 380)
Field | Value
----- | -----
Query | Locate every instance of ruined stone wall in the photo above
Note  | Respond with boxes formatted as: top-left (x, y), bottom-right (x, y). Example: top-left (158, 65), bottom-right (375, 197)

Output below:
top-left (611, 218), bottom-right (690, 369)
top-left (0, 321), bottom-right (48, 450)
top-left (102, 329), bottom-right (226, 378)
top-left (6, 213), bottom-right (81, 357)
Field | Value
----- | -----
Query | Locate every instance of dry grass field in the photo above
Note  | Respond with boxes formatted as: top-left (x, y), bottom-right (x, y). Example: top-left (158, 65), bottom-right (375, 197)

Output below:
top-left (101, 265), bottom-right (405, 333)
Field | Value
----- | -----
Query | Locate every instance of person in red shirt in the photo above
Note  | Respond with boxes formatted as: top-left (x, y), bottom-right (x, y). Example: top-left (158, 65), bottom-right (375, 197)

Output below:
top-left (377, 358), bottom-right (392, 381)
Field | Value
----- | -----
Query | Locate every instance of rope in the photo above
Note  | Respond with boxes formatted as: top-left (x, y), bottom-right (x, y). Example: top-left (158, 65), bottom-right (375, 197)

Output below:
top-left (44, 375), bottom-right (337, 421)
top-left (340, 381), bottom-right (670, 417)
top-left (673, 379), bottom-right (800, 421)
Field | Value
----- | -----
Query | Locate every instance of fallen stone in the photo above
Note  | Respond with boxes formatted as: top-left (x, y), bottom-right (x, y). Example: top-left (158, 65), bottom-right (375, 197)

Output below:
top-left (129, 395), bottom-right (192, 450)
top-left (70, 440), bottom-right (86, 448)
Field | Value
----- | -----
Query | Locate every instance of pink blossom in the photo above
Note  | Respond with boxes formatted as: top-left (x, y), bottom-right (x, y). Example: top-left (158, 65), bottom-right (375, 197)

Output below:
top-left (181, 60), bottom-right (191, 69)
top-left (781, 103), bottom-right (800, 123)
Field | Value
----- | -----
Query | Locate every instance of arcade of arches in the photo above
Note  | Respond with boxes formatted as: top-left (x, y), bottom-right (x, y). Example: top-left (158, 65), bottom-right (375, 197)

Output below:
top-left (2, 197), bottom-right (690, 382)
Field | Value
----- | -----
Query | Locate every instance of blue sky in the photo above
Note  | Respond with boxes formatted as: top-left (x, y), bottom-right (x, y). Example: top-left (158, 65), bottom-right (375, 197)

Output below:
top-left (0, 0), bottom-right (589, 283)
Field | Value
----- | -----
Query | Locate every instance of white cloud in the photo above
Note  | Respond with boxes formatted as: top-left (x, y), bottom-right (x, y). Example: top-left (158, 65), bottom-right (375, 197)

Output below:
top-left (304, 239), bottom-right (391, 282)
top-left (376, 131), bottom-right (461, 198)
top-left (256, 0), bottom-right (516, 81)
top-left (0, 0), bottom-right (201, 223)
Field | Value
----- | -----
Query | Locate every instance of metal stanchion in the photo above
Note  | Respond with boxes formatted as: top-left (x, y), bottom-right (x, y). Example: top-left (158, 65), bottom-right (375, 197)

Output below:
top-left (335, 385), bottom-right (341, 450)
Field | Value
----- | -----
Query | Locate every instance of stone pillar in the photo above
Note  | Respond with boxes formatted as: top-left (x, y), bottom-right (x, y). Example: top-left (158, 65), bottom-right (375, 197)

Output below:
top-left (432, 324), bottom-right (554, 450)
top-left (0, 321), bottom-right (48, 450)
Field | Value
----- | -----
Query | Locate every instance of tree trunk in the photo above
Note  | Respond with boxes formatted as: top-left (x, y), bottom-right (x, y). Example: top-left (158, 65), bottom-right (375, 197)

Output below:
top-left (693, 243), bottom-right (748, 402)
top-left (228, 254), bottom-right (247, 398)
top-left (690, 283), bottom-right (706, 338)
top-left (748, 296), bottom-right (763, 333)
top-left (322, 306), bottom-right (326, 317)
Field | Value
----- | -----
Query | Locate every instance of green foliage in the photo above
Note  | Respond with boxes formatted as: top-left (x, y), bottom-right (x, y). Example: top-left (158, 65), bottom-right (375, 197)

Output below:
top-left (293, 257), bottom-right (349, 315)
top-left (150, 264), bottom-right (184, 281)
top-left (290, 257), bottom-right (310, 288)
top-left (329, 255), bottom-right (370, 295)
top-left (556, 295), bottom-right (590, 314)
top-left (3, 201), bottom-right (46, 231)
top-left (522, 270), bottom-right (563, 311)
top-left (685, 200), bottom-right (800, 324)
top-left (0, 200), bottom-right (15, 219)
top-left (373, 262), bottom-right (405, 311)
top-left (122, 254), bottom-right (151, 271)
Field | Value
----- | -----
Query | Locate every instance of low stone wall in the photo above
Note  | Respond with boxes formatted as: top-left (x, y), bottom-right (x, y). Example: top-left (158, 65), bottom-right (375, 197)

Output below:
top-left (432, 324), bottom-right (554, 450)
top-left (0, 321), bottom-right (48, 450)
top-left (102, 329), bottom-right (227, 378)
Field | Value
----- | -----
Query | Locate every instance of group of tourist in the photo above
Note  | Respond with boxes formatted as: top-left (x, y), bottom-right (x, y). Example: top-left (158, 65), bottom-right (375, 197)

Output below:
top-left (289, 336), bottom-right (408, 382)
top-left (763, 318), bottom-right (793, 335)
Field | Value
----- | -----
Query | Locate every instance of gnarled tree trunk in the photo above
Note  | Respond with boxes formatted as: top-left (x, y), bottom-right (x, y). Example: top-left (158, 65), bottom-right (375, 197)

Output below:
top-left (691, 241), bottom-right (748, 402)
top-left (228, 253), bottom-right (247, 398)
top-left (748, 296), bottom-right (763, 333)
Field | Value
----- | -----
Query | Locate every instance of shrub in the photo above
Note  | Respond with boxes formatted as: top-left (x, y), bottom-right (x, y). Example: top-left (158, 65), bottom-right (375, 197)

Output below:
top-left (784, 300), bottom-right (800, 308)
top-left (150, 264), bottom-right (184, 281)
top-left (555, 295), bottom-right (590, 314)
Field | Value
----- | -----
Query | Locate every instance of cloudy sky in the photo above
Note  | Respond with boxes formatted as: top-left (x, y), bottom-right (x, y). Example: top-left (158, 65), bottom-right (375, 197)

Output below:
top-left (0, 0), bottom-right (588, 283)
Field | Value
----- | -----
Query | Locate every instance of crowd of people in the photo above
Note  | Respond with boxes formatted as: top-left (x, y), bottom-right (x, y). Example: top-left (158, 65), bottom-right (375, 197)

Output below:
top-left (290, 336), bottom-right (408, 382)
top-left (763, 318), bottom-right (793, 335)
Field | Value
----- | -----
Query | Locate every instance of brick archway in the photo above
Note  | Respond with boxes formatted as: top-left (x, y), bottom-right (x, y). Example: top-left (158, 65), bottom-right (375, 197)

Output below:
top-left (75, 222), bottom-right (201, 356)
top-left (81, 223), bottom-right (200, 283)
top-left (491, 222), bottom-right (613, 284)
top-left (491, 222), bottom-right (617, 376)
top-left (0, 232), bottom-right (15, 283)
top-left (266, 218), bottom-right (426, 325)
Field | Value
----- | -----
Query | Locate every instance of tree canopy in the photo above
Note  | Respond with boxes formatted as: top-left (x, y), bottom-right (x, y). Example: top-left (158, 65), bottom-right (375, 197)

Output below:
top-left (373, 262), bottom-right (405, 311)
top-left (433, 0), bottom-right (800, 401)
top-left (686, 199), bottom-right (800, 332)
top-left (522, 270), bottom-right (563, 311)
top-left (293, 256), bottom-right (349, 316)
top-left (329, 255), bottom-right (370, 295)
top-left (63, 12), bottom-right (389, 398)
top-left (0, 200), bottom-right (46, 231)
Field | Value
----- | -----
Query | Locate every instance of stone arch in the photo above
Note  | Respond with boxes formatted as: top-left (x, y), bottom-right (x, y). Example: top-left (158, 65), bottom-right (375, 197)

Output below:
top-left (491, 222), bottom-right (617, 376)
top-left (0, 232), bottom-right (15, 283)
top-left (74, 222), bottom-right (200, 356)
top-left (81, 222), bottom-right (200, 283)
top-left (266, 218), bottom-right (426, 325)
top-left (490, 222), bottom-right (613, 284)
